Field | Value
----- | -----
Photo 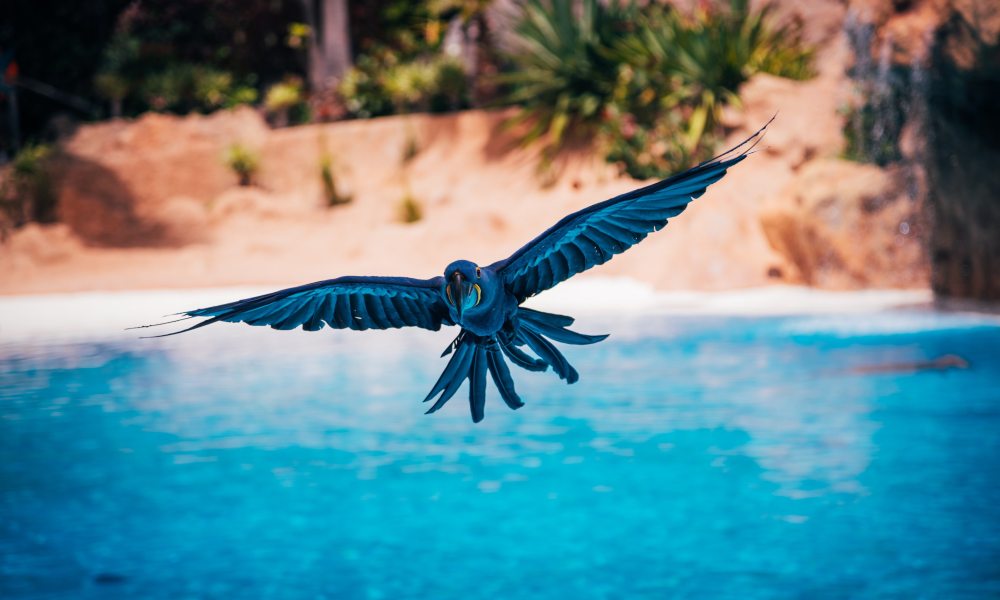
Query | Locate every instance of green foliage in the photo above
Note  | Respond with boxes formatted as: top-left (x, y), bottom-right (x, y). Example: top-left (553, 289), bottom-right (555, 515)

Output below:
top-left (138, 64), bottom-right (258, 113)
top-left (613, 0), bottom-right (812, 166)
top-left (498, 0), bottom-right (638, 150)
top-left (339, 0), bottom-right (466, 118)
top-left (265, 79), bottom-right (303, 112)
top-left (93, 31), bottom-right (138, 110)
top-left (264, 78), bottom-right (309, 126)
top-left (320, 155), bottom-right (352, 207)
top-left (1, 144), bottom-right (58, 227)
top-left (841, 50), bottom-right (910, 166)
top-left (94, 72), bottom-right (130, 102)
top-left (842, 103), bottom-right (904, 166)
top-left (224, 144), bottom-right (260, 187)
top-left (402, 132), bottom-right (421, 165)
top-left (502, 0), bottom-right (814, 178)
top-left (286, 22), bottom-right (311, 49)
top-left (382, 61), bottom-right (438, 111)
top-left (398, 193), bottom-right (424, 224)
top-left (88, 1), bottom-right (303, 119)
top-left (351, 1), bottom-right (449, 59)
top-left (338, 54), bottom-right (396, 118)
top-left (339, 53), bottom-right (469, 118)
top-left (227, 86), bottom-right (261, 109)
top-left (603, 110), bottom-right (697, 181)
top-left (192, 68), bottom-right (237, 109)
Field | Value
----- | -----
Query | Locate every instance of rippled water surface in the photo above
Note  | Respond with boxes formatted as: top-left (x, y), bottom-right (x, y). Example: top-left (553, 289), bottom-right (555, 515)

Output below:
top-left (2, 311), bottom-right (999, 598)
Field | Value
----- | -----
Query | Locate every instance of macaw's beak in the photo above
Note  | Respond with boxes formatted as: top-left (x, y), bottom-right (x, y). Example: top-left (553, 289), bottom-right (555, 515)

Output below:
top-left (447, 271), bottom-right (482, 320)
top-left (448, 271), bottom-right (468, 319)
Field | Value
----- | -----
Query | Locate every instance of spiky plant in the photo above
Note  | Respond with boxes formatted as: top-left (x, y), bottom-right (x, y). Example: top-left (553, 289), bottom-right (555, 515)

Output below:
top-left (398, 193), bottom-right (423, 223)
top-left (617, 0), bottom-right (813, 162)
top-left (320, 154), bottom-right (351, 207)
top-left (499, 0), bottom-right (639, 151)
top-left (224, 144), bottom-right (260, 187)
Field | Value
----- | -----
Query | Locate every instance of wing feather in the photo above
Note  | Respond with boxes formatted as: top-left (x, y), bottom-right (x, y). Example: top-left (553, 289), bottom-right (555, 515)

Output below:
top-left (140, 276), bottom-right (451, 337)
top-left (490, 120), bottom-right (770, 301)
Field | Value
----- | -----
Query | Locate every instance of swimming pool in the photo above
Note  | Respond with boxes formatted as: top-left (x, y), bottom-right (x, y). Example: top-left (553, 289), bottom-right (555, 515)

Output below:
top-left (2, 309), bottom-right (999, 598)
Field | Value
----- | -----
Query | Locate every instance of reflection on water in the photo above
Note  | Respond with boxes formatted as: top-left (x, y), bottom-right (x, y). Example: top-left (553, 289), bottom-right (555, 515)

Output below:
top-left (2, 312), bottom-right (999, 598)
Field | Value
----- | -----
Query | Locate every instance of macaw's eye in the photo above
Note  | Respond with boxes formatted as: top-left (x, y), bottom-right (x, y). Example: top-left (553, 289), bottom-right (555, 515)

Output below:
top-left (475, 267), bottom-right (481, 278)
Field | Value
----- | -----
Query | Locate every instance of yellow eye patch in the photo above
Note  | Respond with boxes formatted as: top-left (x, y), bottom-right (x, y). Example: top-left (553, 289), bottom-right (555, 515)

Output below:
top-left (446, 284), bottom-right (482, 307)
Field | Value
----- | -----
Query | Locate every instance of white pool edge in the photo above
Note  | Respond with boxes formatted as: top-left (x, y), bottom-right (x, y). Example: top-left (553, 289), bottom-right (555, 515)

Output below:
top-left (0, 278), bottom-right (951, 343)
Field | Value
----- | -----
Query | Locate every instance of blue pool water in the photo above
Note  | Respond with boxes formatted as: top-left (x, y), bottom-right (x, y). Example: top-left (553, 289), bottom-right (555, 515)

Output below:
top-left (2, 310), bottom-right (999, 598)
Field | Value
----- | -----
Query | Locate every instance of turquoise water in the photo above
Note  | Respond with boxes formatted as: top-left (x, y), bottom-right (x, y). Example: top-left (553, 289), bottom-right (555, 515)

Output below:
top-left (2, 311), bottom-right (999, 598)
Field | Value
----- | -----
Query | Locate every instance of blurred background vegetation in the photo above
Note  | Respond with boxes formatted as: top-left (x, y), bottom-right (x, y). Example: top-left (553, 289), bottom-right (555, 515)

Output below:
top-left (0, 0), bottom-right (813, 179)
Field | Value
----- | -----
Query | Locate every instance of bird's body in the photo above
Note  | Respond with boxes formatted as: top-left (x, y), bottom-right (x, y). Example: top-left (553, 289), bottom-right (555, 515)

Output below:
top-left (142, 122), bottom-right (770, 422)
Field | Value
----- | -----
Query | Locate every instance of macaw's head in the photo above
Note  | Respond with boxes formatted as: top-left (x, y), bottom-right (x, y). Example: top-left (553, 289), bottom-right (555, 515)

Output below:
top-left (443, 260), bottom-right (483, 319)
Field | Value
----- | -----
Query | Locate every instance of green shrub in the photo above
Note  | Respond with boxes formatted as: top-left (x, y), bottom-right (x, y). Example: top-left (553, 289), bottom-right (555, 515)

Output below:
top-left (90, 2), bottom-right (304, 119)
top-left (141, 65), bottom-right (190, 111)
top-left (196, 69), bottom-right (239, 109)
top-left (338, 53), bottom-right (396, 118)
top-left (1, 144), bottom-right (58, 227)
top-left (264, 77), bottom-right (307, 126)
top-left (614, 0), bottom-right (812, 167)
top-left (265, 80), bottom-right (302, 113)
top-left (842, 102), bottom-right (905, 165)
top-left (402, 129), bottom-right (420, 165)
top-left (502, 0), bottom-right (814, 178)
top-left (499, 0), bottom-right (637, 150)
top-left (428, 58), bottom-right (468, 112)
top-left (226, 85), bottom-right (260, 109)
top-left (603, 110), bottom-right (697, 181)
top-left (320, 155), bottom-right (351, 207)
top-left (338, 53), bottom-right (469, 117)
top-left (94, 71), bottom-right (130, 117)
top-left (136, 64), bottom-right (258, 114)
top-left (398, 193), bottom-right (423, 223)
top-left (224, 144), bottom-right (260, 186)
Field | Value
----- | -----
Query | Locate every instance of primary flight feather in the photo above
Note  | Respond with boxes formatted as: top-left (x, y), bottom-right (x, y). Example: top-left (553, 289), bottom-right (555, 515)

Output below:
top-left (141, 121), bottom-right (770, 422)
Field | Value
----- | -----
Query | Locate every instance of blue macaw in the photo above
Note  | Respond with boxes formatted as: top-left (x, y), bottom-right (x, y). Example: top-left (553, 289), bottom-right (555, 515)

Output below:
top-left (142, 122), bottom-right (769, 422)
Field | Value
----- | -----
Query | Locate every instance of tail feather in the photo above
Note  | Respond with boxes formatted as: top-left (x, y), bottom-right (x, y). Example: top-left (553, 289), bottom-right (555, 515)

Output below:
top-left (469, 345), bottom-right (488, 423)
top-left (424, 332), bottom-right (525, 421)
top-left (519, 315), bottom-right (608, 345)
top-left (520, 327), bottom-right (579, 384)
top-left (516, 307), bottom-right (575, 328)
top-left (518, 308), bottom-right (607, 346)
top-left (498, 333), bottom-right (548, 372)
top-left (425, 341), bottom-right (475, 413)
top-left (487, 344), bottom-right (524, 410)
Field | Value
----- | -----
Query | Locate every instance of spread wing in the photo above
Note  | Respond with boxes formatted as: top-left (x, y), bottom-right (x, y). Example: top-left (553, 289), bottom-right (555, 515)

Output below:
top-left (138, 276), bottom-right (452, 337)
top-left (489, 120), bottom-right (770, 302)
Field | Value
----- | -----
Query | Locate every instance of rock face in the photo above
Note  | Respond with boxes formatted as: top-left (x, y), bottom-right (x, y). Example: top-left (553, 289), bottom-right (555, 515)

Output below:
top-left (924, 5), bottom-right (1000, 299)
top-left (760, 160), bottom-right (928, 288)
top-left (845, 0), bottom-right (1000, 299)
